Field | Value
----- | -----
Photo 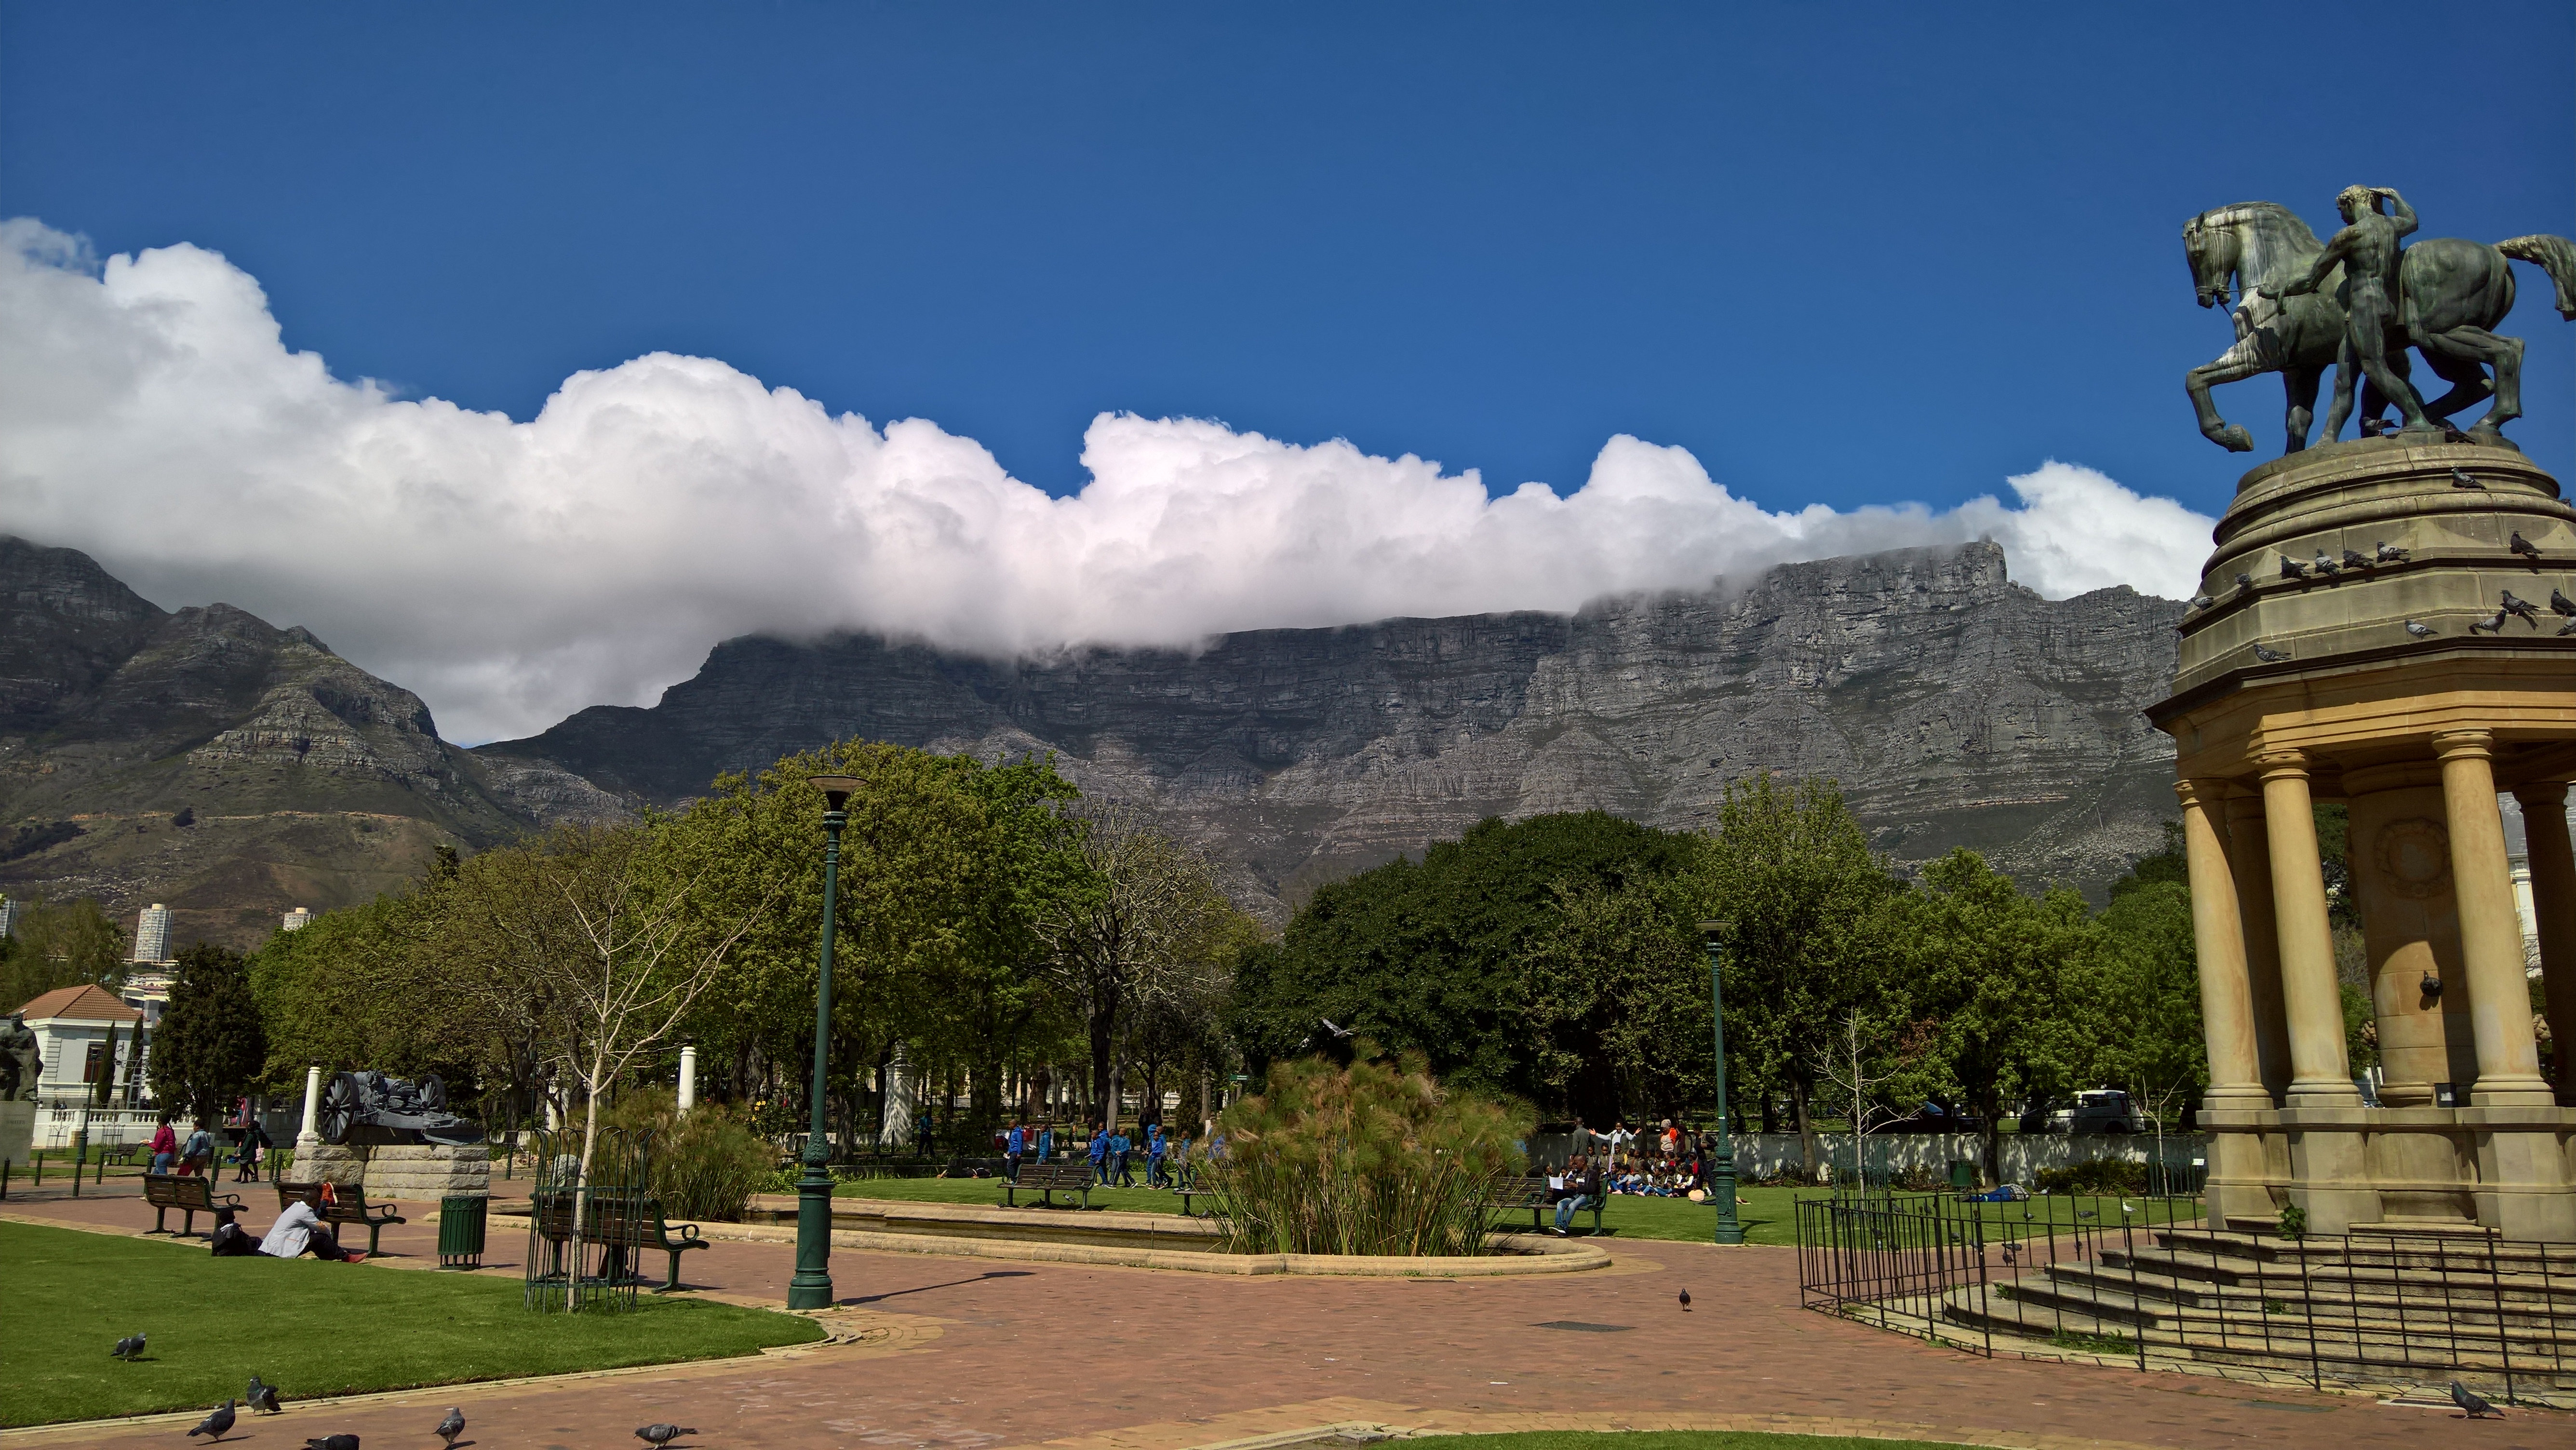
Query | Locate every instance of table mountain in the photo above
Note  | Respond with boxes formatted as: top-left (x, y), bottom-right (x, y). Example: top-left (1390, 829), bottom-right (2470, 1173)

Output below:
top-left (483, 542), bottom-right (2185, 919)
top-left (0, 536), bottom-right (622, 950)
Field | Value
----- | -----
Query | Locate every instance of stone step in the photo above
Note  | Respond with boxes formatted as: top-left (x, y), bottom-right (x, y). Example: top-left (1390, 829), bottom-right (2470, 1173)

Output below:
top-left (1996, 1271), bottom-right (2576, 1353)
top-left (2099, 1247), bottom-right (2576, 1311)
top-left (2156, 1225), bottom-right (2571, 1275)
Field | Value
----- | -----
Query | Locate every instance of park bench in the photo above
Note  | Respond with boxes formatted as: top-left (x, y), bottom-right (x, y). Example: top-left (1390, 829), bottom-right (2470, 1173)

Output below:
top-left (143, 1173), bottom-right (242, 1236)
top-left (276, 1181), bottom-right (408, 1255)
top-left (1492, 1172), bottom-right (1603, 1234)
top-left (527, 1192), bottom-right (705, 1292)
top-left (1001, 1161), bottom-right (1095, 1209)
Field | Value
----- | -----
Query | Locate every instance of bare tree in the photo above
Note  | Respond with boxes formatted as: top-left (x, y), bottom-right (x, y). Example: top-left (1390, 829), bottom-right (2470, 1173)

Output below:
top-left (1813, 1009), bottom-right (1904, 1193)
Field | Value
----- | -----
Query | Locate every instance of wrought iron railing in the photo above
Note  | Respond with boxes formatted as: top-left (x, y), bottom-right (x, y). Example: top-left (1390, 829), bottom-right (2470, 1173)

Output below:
top-left (1795, 1191), bottom-right (2576, 1404)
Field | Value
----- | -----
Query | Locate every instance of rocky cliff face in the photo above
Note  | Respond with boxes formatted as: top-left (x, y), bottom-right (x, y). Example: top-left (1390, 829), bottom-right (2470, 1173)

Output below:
top-left (0, 536), bottom-right (624, 950)
top-left (485, 543), bottom-right (2186, 918)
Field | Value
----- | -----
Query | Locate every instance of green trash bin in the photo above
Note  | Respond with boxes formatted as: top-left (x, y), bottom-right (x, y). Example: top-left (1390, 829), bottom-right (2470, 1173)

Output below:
top-left (438, 1195), bottom-right (489, 1269)
top-left (1947, 1159), bottom-right (1977, 1192)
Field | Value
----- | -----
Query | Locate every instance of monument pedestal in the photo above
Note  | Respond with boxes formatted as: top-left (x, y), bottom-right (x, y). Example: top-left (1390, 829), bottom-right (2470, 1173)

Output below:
top-left (0, 1098), bottom-right (34, 1168)
top-left (289, 1138), bottom-right (490, 1201)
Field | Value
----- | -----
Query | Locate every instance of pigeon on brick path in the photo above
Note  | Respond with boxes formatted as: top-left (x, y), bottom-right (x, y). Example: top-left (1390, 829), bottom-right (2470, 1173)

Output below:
top-left (2404, 619), bottom-right (2438, 638)
top-left (2450, 1380), bottom-right (2499, 1418)
top-left (1677, 1289), bottom-right (1691, 1310)
top-left (112, 1333), bottom-right (146, 1361)
top-left (2511, 531), bottom-right (2542, 559)
top-left (303, 1436), bottom-right (359, 1450)
top-left (188, 1403), bottom-right (238, 1443)
top-left (246, 1377), bottom-right (282, 1415)
top-left (636, 1427), bottom-right (697, 1448)
top-left (435, 1409), bottom-right (465, 1447)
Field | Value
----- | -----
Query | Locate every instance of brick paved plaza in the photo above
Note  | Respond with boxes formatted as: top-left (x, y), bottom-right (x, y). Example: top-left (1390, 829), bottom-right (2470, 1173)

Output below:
top-left (6, 1187), bottom-right (2545, 1450)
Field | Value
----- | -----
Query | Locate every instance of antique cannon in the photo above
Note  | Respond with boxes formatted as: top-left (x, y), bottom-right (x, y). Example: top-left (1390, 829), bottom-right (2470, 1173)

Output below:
top-left (316, 1069), bottom-right (483, 1146)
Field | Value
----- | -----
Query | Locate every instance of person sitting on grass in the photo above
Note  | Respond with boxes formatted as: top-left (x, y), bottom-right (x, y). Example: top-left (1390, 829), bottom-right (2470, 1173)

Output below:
top-left (257, 1198), bottom-right (363, 1262)
top-left (209, 1206), bottom-right (259, 1257)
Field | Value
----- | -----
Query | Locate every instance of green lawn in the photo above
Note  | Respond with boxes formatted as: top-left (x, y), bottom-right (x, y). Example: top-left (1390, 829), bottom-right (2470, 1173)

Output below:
top-left (1387, 1433), bottom-right (1977, 1450)
top-left (832, 1175), bottom-right (2196, 1249)
top-left (2, 1221), bottom-right (823, 1428)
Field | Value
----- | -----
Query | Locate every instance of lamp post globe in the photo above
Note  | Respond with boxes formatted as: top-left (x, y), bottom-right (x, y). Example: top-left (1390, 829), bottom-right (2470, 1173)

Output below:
top-left (1698, 919), bottom-right (1745, 1246)
top-left (787, 773), bottom-right (860, 1310)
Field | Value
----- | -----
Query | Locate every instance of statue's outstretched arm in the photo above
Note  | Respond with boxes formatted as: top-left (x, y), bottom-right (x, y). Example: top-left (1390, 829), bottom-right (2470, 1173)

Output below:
top-left (2379, 188), bottom-right (2417, 238)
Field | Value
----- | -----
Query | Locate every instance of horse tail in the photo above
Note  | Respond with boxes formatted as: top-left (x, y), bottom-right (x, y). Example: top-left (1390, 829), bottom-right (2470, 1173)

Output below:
top-left (2496, 234), bottom-right (2576, 319)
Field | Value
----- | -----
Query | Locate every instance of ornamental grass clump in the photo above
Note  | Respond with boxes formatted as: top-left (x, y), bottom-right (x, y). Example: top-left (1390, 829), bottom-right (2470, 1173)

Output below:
top-left (606, 1088), bottom-right (777, 1222)
top-left (1198, 1047), bottom-right (1530, 1256)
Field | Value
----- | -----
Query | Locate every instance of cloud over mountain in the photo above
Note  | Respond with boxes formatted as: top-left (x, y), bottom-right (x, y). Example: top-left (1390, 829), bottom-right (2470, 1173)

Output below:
top-left (0, 219), bottom-right (2213, 744)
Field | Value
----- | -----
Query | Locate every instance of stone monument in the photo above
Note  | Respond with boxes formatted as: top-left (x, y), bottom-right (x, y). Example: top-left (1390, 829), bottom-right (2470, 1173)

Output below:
top-left (0, 1012), bottom-right (40, 1168)
top-left (2156, 189), bottom-right (2576, 1238)
top-left (290, 1065), bottom-right (490, 1201)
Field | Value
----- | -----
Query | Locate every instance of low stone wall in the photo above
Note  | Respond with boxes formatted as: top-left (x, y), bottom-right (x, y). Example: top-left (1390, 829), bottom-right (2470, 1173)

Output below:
top-left (1529, 1130), bottom-right (2207, 1185)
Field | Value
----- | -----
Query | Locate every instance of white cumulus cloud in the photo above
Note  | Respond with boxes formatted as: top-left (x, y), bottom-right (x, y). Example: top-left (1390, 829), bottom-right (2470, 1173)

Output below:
top-left (0, 219), bottom-right (2214, 745)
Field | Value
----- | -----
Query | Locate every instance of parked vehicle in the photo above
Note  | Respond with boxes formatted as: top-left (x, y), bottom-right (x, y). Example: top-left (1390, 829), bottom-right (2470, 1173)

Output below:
top-left (2044, 1089), bottom-right (2145, 1135)
top-left (1877, 1102), bottom-right (1986, 1135)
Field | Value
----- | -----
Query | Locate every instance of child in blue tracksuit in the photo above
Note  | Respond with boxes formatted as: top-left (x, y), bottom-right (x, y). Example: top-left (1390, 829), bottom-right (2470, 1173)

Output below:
top-left (1088, 1127), bottom-right (1109, 1183)
top-left (1037, 1125), bottom-right (1054, 1164)
top-left (1146, 1125), bottom-right (1168, 1187)
top-left (1005, 1121), bottom-right (1026, 1182)
top-left (1110, 1128), bottom-right (1134, 1186)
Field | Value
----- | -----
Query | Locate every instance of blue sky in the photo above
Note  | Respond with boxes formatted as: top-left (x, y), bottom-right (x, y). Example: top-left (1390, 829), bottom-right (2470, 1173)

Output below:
top-left (1, 4), bottom-right (2570, 742)
top-left (10, 2), bottom-right (2568, 512)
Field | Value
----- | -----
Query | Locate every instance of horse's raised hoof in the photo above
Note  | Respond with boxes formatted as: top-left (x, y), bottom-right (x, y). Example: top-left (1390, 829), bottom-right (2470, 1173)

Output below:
top-left (2215, 425), bottom-right (2254, 453)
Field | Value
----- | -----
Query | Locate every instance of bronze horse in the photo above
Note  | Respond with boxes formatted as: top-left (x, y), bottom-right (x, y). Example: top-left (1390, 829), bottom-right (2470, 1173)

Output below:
top-left (2182, 201), bottom-right (2575, 453)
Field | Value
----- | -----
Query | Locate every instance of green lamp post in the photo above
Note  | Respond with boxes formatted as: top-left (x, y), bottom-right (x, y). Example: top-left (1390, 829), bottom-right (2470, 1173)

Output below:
top-left (787, 773), bottom-right (859, 1311)
top-left (1698, 919), bottom-right (1745, 1246)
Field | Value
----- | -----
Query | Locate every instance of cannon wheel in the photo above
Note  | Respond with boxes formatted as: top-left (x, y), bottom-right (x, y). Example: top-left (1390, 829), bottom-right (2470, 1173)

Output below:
top-left (319, 1071), bottom-right (360, 1145)
top-left (419, 1073), bottom-right (447, 1112)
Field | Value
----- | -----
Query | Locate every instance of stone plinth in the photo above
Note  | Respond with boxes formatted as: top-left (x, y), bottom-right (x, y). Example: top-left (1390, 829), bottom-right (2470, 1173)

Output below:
top-left (287, 1138), bottom-right (489, 1200)
top-left (0, 1099), bottom-right (33, 1168)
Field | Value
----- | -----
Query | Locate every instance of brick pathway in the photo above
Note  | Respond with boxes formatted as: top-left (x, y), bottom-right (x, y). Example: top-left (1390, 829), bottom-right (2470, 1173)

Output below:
top-left (3, 1191), bottom-right (2549, 1450)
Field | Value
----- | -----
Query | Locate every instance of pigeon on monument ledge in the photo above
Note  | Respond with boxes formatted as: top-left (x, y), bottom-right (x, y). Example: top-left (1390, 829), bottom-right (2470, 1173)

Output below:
top-left (245, 1377), bottom-right (281, 1415)
top-left (2470, 610), bottom-right (2509, 634)
top-left (2552, 588), bottom-right (2576, 617)
top-left (2403, 619), bottom-right (2438, 638)
top-left (2235, 572), bottom-right (2254, 590)
top-left (2453, 467), bottom-right (2486, 489)
top-left (1677, 1289), bottom-right (1691, 1310)
top-left (301, 1436), bottom-right (359, 1450)
top-left (2343, 549), bottom-right (2371, 570)
top-left (2189, 594), bottom-right (2214, 611)
top-left (2280, 556), bottom-right (2306, 579)
top-left (635, 1428), bottom-right (697, 1449)
top-left (2511, 531), bottom-right (2543, 559)
top-left (2450, 1380), bottom-right (2499, 1418)
top-left (2560, 619), bottom-right (2576, 637)
top-left (188, 1403), bottom-right (237, 1443)
top-left (435, 1409), bottom-right (465, 1447)
top-left (112, 1333), bottom-right (146, 1362)
top-left (2313, 550), bottom-right (2341, 576)
top-left (2252, 643), bottom-right (2291, 662)
top-left (2502, 591), bottom-right (2542, 626)
top-left (2376, 541), bottom-right (2411, 563)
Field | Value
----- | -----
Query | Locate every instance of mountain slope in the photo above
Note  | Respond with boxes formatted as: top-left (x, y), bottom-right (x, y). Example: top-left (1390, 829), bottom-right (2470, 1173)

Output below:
top-left (0, 536), bottom-right (622, 950)
top-left (484, 542), bottom-right (2185, 918)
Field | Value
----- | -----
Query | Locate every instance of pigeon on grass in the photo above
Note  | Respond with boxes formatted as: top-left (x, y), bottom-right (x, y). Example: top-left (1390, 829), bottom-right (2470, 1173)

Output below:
top-left (434, 1408), bottom-right (465, 1447)
top-left (112, 1333), bottom-right (147, 1362)
top-left (246, 1377), bottom-right (282, 1415)
top-left (188, 1403), bottom-right (238, 1443)
top-left (303, 1436), bottom-right (360, 1450)
top-left (2450, 1380), bottom-right (2500, 1418)
top-left (636, 1427), bottom-right (698, 1449)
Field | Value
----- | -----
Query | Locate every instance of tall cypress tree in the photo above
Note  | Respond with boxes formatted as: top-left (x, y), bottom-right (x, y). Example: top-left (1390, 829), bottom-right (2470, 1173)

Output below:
top-left (152, 942), bottom-right (268, 1125)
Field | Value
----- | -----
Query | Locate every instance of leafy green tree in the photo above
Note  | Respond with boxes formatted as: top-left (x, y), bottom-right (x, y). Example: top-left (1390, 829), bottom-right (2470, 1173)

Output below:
top-left (1900, 848), bottom-right (2096, 1182)
top-left (1517, 872), bottom-right (1711, 1122)
top-left (2085, 879), bottom-right (2205, 1135)
top-left (1226, 811), bottom-right (1698, 1114)
top-left (152, 942), bottom-right (268, 1125)
top-left (1690, 774), bottom-right (1905, 1175)
top-left (1, 895), bottom-right (128, 1008)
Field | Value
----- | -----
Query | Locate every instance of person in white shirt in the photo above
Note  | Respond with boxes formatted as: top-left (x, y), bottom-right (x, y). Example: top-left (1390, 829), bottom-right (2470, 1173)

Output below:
top-left (257, 1199), bottom-right (359, 1261)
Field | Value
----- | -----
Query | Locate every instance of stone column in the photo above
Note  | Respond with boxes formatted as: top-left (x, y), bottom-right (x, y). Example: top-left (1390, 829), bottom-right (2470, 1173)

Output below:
top-left (2178, 779), bottom-right (2275, 1227)
top-left (298, 1065), bottom-right (322, 1140)
top-left (2433, 732), bottom-right (2551, 1106)
top-left (2510, 781), bottom-right (2576, 1107)
top-left (2259, 752), bottom-right (2360, 1104)
top-left (2257, 750), bottom-right (2377, 1233)
top-left (678, 1045), bottom-right (698, 1114)
top-left (2223, 792), bottom-right (2293, 1101)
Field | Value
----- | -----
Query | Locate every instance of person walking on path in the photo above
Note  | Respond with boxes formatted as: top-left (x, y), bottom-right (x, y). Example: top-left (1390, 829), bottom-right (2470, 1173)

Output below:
top-left (1146, 1124), bottom-right (1168, 1187)
top-left (1005, 1120), bottom-right (1026, 1183)
top-left (235, 1120), bottom-right (271, 1183)
top-left (148, 1116), bottom-right (178, 1173)
top-left (1111, 1126), bottom-right (1136, 1187)
top-left (1087, 1126), bottom-right (1110, 1184)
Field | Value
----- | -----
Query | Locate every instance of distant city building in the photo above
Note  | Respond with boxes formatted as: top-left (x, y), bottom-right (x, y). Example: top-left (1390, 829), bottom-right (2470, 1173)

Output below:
top-left (282, 906), bottom-right (311, 932)
top-left (119, 970), bottom-right (174, 1026)
top-left (0, 895), bottom-right (14, 938)
top-left (131, 903), bottom-right (172, 965)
